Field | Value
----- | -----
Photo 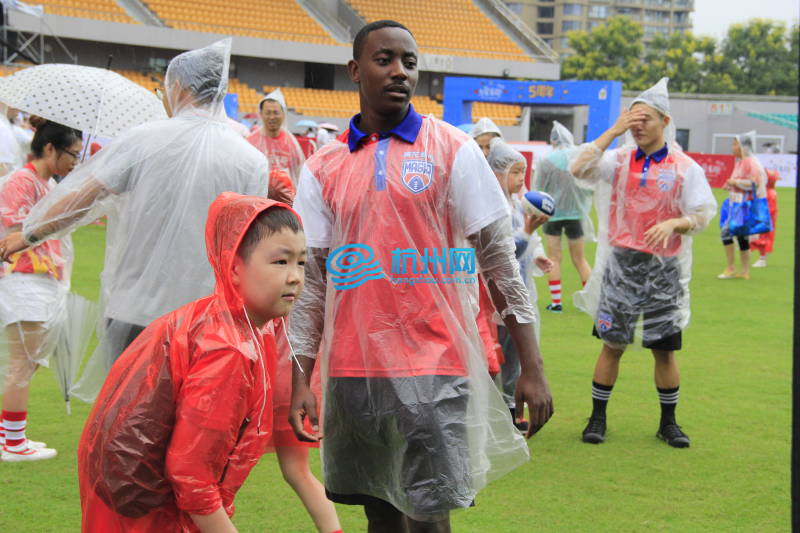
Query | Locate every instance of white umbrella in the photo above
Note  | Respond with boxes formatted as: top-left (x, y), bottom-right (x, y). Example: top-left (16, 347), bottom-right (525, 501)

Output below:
top-left (0, 64), bottom-right (167, 138)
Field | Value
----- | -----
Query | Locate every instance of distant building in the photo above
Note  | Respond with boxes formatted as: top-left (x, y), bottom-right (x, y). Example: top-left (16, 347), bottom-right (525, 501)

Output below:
top-left (504, 0), bottom-right (693, 58)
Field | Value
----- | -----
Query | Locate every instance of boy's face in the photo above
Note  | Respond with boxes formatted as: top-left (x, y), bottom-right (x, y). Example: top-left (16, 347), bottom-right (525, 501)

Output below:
top-left (507, 161), bottom-right (526, 195)
top-left (233, 228), bottom-right (306, 324)
top-left (629, 103), bottom-right (668, 149)
top-left (348, 27), bottom-right (418, 118)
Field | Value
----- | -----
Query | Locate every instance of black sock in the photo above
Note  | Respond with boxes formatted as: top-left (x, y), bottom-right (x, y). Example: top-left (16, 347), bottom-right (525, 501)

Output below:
top-left (591, 381), bottom-right (613, 419)
top-left (657, 386), bottom-right (680, 426)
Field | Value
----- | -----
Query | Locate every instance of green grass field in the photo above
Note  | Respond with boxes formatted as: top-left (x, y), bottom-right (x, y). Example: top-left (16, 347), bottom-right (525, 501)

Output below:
top-left (0, 188), bottom-right (792, 532)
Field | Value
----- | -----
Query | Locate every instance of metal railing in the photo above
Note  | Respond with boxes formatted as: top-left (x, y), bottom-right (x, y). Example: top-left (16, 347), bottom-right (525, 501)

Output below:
top-left (480, 0), bottom-right (558, 62)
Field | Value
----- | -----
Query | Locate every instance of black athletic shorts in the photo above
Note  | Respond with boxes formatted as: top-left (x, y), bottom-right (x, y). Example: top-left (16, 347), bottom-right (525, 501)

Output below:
top-left (543, 218), bottom-right (584, 240)
top-left (592, 247), bottom-right (684, 350)
top-left (323, 375), bottom-right (472, 520)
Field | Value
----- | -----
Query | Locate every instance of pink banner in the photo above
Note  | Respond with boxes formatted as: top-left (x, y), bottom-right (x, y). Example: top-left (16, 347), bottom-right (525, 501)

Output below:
top-left (687, 152), bottom-right (736, 188)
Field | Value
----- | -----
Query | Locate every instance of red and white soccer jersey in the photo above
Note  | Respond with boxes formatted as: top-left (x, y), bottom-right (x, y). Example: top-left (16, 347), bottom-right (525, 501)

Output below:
top-left (0, 163), bottom-right (64, 279)
top-left (246, 129), bottom-right (305, 185)
top-left (294, 112), bottom-right (510, 379)
top-left (605, 146), bottom-right (713, 257)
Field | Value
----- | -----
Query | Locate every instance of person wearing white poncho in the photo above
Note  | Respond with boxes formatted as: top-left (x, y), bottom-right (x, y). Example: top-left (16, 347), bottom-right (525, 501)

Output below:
top-left (469, 116), bottom-right (503, 158)
top-left (0, 39), bottom-right (270, 401)
top-left (487, 137), bottom-right (553, 428)
top-left (534, 121), bottom-right (594, 312)
top-left (569, 78), bottom-right (716, 449)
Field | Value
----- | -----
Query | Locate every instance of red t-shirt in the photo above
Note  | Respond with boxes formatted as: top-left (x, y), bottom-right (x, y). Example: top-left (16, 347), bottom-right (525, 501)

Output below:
top-left (0, 163), bottom-right (64, 279)
top-left (246, 129), bottom-right (304, 184)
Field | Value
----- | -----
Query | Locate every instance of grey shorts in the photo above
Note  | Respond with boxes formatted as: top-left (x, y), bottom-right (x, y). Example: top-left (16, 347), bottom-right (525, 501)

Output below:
top-left (594, 247), bottom-right (684, 348)
top-left (323, 375), bottom-right (472, 520)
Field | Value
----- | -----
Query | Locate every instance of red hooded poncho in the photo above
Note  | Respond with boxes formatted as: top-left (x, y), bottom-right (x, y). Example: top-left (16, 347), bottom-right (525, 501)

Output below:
top-left (77, 193), bottom-right (296, 532)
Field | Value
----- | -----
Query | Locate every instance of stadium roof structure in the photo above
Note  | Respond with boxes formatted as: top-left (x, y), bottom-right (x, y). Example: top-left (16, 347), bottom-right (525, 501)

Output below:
top-left (4, 3), bottom-right (560, 80)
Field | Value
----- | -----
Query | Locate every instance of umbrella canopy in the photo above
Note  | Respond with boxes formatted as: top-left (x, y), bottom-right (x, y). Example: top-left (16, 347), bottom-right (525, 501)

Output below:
top-left (0, 64), bottom-right (167, 138)
top-left (295, 119), bottom-right (317, 129)
top-left (52, 293), bottom-right (98, 414)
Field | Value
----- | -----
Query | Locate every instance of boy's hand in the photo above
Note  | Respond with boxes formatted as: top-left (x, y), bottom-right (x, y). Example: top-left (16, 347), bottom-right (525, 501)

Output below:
top-left (535, 256), bottom-right (554, 273)
top-left (0, 231), bottom-right (29, 262)
top-left (524, 212), bottom-right (549, 235)
top-left (288, 383), bottom-right (322, 442)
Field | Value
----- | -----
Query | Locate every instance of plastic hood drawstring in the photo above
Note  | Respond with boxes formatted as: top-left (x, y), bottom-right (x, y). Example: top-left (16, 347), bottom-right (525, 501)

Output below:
top-left (243, 307), bottom-right (267, 435)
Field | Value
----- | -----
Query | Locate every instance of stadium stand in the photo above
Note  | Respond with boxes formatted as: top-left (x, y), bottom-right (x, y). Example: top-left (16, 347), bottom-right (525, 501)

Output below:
top-left (33, 0), bottom-right (136, 24)
top-left (262, 85), bottom-right (521, 125)
top-left (143, 0), bottom-right (341, 44)
top-left (346, 0), bottom-right (531, 62)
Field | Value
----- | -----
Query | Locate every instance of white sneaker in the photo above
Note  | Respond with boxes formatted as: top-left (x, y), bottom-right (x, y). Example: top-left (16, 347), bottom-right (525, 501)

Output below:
top-left (753, 258), bottom-right (767, 268)
top-left (2, 445), bottom-right (57, 462)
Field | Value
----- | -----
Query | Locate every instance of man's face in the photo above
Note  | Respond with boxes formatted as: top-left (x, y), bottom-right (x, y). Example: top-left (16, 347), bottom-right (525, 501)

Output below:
top-left (233, 227), bottom-right (306, 323)
top-left (629, 103), bottom-right (668, 149)
top-left (260, 100), bottom-right (284, 136)
top-left (348, 27), bottom-right (419, 117)
top-left (475, 133), bottom-right (500, 158)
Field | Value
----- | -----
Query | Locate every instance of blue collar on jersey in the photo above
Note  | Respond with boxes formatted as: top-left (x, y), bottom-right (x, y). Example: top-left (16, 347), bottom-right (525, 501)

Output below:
top-left (347, 104), bottom-right (423, 152)
top-left (635, 144), bottom-right (668, 163)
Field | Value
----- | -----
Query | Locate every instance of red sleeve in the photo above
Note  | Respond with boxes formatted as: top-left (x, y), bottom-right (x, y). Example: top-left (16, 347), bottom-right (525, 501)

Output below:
top-left (0, 173), bottom-right (37, 228)
top-left (165, 348), bottom-right (252, 516)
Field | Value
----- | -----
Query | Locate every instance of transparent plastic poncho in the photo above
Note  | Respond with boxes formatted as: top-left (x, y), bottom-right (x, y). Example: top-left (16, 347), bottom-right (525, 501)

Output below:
top-left (533, 121), bottom-right (595, 239)
top-left (289, 115), bottom-right (534, 521)
top-left (488, 138), bottom-right (545, 336)
top-left (570, 83), bottom-right (716, 349)
top-left (727, 130), bottom-right (767, 202)
top-left (246, 88), bottom-right (306, 193)
top-left (78, 193), bottom-right (287, 532)
top-left (20, 39), bottom-right (271, 401)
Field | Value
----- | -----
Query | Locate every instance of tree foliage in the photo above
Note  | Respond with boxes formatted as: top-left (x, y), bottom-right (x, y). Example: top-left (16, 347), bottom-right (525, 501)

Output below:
top-left (561, 16), bottom-right (798, 96)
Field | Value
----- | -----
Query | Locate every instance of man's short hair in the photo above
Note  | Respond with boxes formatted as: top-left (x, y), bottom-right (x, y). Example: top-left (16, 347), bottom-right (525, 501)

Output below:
top-left (237, 207), bottom-right (303, 260)
top-left (353, 20), bottom-right (413, 60)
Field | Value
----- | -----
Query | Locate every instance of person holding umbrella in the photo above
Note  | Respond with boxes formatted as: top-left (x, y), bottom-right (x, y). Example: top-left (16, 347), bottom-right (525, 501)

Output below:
top-left (0, 116), bottom-right (82, 461)
top-left (0, 39), bottom-right (271, 402)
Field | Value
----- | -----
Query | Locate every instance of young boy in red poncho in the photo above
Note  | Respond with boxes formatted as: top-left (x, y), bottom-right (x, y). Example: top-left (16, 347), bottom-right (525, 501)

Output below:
top-left (77, 192), bottom-right (306, 533)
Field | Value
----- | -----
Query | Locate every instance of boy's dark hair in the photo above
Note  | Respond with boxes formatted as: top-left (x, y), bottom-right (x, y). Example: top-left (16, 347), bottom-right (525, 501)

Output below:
top-left (29, 116), bottom-right (82, 158)
top-left (353, 20), bottom-right (413, 60)
top-left (237, 207), bottom-right (302, 260)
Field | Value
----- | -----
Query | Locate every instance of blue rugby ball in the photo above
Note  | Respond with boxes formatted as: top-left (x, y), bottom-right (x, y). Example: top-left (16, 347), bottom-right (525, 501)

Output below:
top-left (522, 190), bottom-right (556, 217)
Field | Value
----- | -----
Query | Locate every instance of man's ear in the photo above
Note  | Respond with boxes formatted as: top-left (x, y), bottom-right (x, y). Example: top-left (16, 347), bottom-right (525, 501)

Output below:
top-left (347, 59), bottom-right (360, 84)
top-left (663, 114), bottom-right (671, 128)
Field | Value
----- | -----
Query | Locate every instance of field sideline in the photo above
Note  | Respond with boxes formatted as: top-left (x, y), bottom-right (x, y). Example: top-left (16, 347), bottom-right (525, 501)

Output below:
top-left (0, 188), bottom-right (792, 532)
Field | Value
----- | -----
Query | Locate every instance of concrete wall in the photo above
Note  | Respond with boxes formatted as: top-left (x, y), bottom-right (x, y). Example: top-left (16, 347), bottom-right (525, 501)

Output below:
top-left (623, 94), bottom-right (798, 154)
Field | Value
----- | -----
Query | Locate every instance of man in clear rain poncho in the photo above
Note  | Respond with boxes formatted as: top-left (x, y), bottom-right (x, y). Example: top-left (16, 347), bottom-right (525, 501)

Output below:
top-left (0, 39), bottom-right (271, 401)
top-left (287, 20), bottom-right (553, 532)
top-left (570, 78), bottom-right (716, 449)
top-left (533, 121), bottom-right (594, 313)
top-left (246, 87), bottom-right (306, 199)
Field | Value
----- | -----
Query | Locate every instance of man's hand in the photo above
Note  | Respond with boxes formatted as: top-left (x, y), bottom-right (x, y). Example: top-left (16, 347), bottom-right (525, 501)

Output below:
top-left (288, 382), bottom-right (321, 442)
top-left (514, 367), bottom-right (554, 438)
top-left (610, 108), bottom-right (648, 138)
top-left (524, 212), bottom-right (549, 235)
top-left (268, 169), bottom-right (296, 205)
top-left (534, 255), bottom-right (554, 273)
top-left (643, 218), bottom-right (684, 249)
top-left (0, 231), bottom-right (30, 262)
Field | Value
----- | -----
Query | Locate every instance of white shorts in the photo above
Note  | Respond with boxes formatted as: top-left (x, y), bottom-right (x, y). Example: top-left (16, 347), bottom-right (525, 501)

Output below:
top-left (0, 273), bottom-right (62, 328)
